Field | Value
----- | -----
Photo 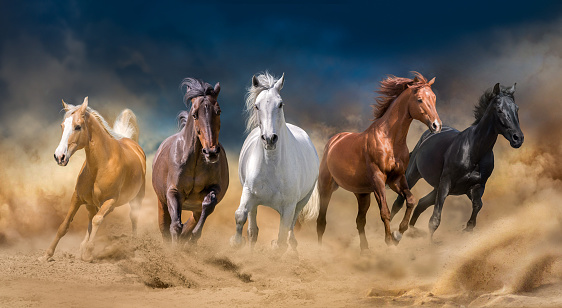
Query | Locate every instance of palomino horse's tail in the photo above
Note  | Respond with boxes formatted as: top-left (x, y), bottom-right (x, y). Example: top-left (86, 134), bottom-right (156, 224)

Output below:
top-left (298, 182), bottom-right (320, 222)
top-left (113, 109), bottom-right (140, 142)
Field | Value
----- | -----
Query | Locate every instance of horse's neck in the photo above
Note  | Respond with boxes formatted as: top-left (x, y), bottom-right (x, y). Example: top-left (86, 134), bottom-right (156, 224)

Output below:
top-left (469, 110), bottom-right (498, 161)
top-left (369, 93), bottom-right (413, 146)
top-left (84, 114), bottom-right (118, 171)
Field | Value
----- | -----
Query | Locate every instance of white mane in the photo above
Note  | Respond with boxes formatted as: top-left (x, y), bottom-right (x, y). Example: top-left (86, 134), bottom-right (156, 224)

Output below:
top-left (64, 104), bottom-right (125, 140)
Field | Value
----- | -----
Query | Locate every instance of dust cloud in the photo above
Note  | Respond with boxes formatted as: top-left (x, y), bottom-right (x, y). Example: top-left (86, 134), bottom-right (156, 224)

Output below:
top-left (1, 18), bottom-right (562, 308)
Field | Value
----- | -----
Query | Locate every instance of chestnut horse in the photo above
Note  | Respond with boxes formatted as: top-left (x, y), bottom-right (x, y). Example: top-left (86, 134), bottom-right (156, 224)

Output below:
top-left (152, 78), bottom-right (229, 245)
top-left (317, 72), bottom-right (442, 252)
top-left (40, 97), bottom-right (146, 262)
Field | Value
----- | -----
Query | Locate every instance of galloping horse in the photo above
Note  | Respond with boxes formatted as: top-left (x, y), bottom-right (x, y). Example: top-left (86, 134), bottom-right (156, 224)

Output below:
top-left (390, 83), bottom-right (523, 240)
top-left (40, 97), bottom-right (146, 262)
top-left (230, 72), bottom-right (319, 253)
top-left (152, 78), bottom-right (229, 245)
top-left (317, 72), bottom-right (442, 252)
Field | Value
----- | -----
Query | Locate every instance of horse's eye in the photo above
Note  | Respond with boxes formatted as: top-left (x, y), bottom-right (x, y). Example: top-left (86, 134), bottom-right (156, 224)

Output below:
top-left (279, 102), bottom-right (283, 108)
top-left (254, 105), bottom-right (259, 110)
top-left (75, 125), bottom-right (81, 131)
top-left (192, 113), bottom-right (198, 119)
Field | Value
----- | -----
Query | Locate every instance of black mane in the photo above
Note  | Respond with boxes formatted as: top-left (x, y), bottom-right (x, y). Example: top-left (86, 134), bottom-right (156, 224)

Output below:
top-left (473, 85), bottom-right (514, 125)
top-left (181, 78), bottom-right (215, 105)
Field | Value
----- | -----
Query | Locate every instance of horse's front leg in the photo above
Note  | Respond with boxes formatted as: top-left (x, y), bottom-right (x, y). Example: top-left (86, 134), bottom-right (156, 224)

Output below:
top-left (389, 176), bottom-right (417, 240)
top-left (272, 204), bottom-right (296, 253)
top-left (189, 188), bottom-right (219, 243)
top-left (81, 198), bottom-right (116, 262)
top-left (372, 172), bottom-right (398, 246)
top-left (166, 186), bottom-right (183, 245)
top-left (429, 176), bottom-right (451, 241)
top-left (230, 188), bottom-right (256, 249)
top-left (464, 184), bottom-right (484, 232)
top-left (39, 192), bottom-right (83, 262)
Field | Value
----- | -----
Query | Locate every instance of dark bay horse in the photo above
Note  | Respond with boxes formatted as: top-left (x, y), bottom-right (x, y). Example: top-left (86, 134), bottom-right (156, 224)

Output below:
top-left (152, 78), bottom-right (229, 244)
top-left (390, 83), bottom-right (523, 240)
top-left (317, 72), bottom-right (442, 252)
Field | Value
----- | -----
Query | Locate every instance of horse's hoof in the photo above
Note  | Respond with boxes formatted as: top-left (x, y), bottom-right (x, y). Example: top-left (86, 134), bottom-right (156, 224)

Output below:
top-left (462, 226), bottom-right (474, 233)
top-left (37, 255), bottom-right (53, 263)
top-left (360, 248), bottom-right (371, 256)
top-left (392, 231), bottom-right (403, 243)
top-left (230, 235), bottom-right (246, 249)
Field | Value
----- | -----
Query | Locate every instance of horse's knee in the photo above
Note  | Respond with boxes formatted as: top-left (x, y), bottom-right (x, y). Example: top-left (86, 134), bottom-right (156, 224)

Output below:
top-left (169, 221), bottom-right (182, 235)
top-left (405, 194), bottom-right (416, 209)
top-left (92, 215), bottom-right (104, 227)
top-left (235, 209), bottom-right (248, 225)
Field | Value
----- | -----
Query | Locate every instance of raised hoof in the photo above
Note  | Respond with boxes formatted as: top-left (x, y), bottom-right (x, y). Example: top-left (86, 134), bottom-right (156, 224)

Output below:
top-left (37, 255), bottom-right (54, 263)
top-left (392, 231), bottom-right (403, 243)
top-left (230, 235), bottom-right (246, 249)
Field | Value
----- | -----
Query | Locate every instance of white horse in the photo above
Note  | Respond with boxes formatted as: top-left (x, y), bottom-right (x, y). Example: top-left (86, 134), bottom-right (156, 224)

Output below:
top-left (230, 72), bottom-right (319, 253)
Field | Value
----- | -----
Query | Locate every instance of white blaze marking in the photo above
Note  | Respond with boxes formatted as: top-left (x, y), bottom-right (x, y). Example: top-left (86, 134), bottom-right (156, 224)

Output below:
top-left (55, 117), bottom-right (73, 158)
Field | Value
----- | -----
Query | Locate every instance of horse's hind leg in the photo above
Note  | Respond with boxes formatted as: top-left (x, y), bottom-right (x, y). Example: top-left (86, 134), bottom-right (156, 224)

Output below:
top-left (80, 204), bottom-right (97, 255)
top-left (181, 211), bottom-right (201, 242)
top-left (316, 163), bottom-right (338, 245)
top-left (158, 199), bottom-right (171, 241)
top-left (39, 192), bottom-right (83, 262)
top-left (354, 193), bottom-right (371, 252)
top-left (409, 189), bottom-right (437, 227)
top-left (130, 188), bottom-right (144, 237)
top-left (464, 185), bottom-right (484, 232)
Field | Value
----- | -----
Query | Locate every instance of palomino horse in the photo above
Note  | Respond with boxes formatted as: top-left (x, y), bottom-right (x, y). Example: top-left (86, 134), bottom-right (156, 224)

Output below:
top-left (152, 78), bottom-right (229, 244)
top-left (317, 72), bottom-right (442, 252)
top-left (390, 83), bottom-right (523, 240)
top-left (40, 97), bottom-right (146, 262)
top-left (230, 72), bottom-right (319, 253)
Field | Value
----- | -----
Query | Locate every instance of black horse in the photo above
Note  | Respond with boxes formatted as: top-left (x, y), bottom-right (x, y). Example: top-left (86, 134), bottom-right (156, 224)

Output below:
top-left (390, 83), bottom-right (523, 240)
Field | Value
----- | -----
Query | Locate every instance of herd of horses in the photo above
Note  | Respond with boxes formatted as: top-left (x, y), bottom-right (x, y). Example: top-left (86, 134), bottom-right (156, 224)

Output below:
top-left (39, 72), bottom-right (523, 262)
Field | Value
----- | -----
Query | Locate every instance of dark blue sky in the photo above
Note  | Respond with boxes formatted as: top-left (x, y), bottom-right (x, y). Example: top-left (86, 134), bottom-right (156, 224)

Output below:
top-left (1, 1), bottom-right (561, 152)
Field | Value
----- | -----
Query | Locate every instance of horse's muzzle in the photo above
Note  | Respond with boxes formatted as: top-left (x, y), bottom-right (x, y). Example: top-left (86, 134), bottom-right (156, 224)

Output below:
top-left (429, 120), bottom-right (442, 133)
top-left (202, 146), bottom-right (220, 163)
top-left (54, 153), bottom-right (69, 166)
top-left (510, 132), bottom-right (524, 148)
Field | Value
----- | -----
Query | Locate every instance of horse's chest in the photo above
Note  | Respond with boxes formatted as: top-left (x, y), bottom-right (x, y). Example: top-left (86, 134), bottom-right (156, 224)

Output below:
top-left (451, 164), bottom-right (483, 193)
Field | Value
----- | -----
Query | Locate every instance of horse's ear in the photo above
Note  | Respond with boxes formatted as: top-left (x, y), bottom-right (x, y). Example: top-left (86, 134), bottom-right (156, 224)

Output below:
top-left (493, 83), bottom-right (501, 95)
top-left (413, 76), bottom-right (420, 83)
top-left (428, 77), bottom-right (436, 86)
top-left (274, 73), bottom-right (285, 91)
top-left (507, 83), bottom-right (516, 95)
top-left (213, 82), bottom-right (221, 96)
top-left (62, 99), bottom-right (69, 111)
top-left (252, 75), bottom-right (260, 88)
top-left (79, 96), bottom-right (88, 115)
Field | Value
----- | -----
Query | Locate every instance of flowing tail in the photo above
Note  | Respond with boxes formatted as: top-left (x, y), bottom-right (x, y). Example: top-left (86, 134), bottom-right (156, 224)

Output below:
top-left (298, 182), bottom-right (320, 223)
top-left (113, 109), bottom-right (139, 142)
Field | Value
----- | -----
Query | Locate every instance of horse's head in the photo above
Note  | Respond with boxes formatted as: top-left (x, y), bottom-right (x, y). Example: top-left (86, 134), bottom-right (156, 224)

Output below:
top-left (490, 83), bottom-right (523, 148)
top-left (191, 82), bottom-right (222, 163)
top-left (252, 73), bottom-right (285, 151)
top-left (407, 76), bottom-right (442, 133)
top-left (54, 97), bottom-right (90, 166)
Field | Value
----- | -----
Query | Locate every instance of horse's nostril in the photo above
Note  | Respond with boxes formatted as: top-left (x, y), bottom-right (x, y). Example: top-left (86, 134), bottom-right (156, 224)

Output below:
top-left (202, 148), bottom-right (208, 155)
top-left (432, 122), bottom-right (437, 130)
top-left (513, 134), bottom-right (519, 141)
top-left (261, 135), bottom-right (266, 141)
top-left (271, 134), bottom-right (278, 144)
top-left (61, 154), bottom-right (65, 161)
top-left (54, 154), bottom-right (57, 162)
